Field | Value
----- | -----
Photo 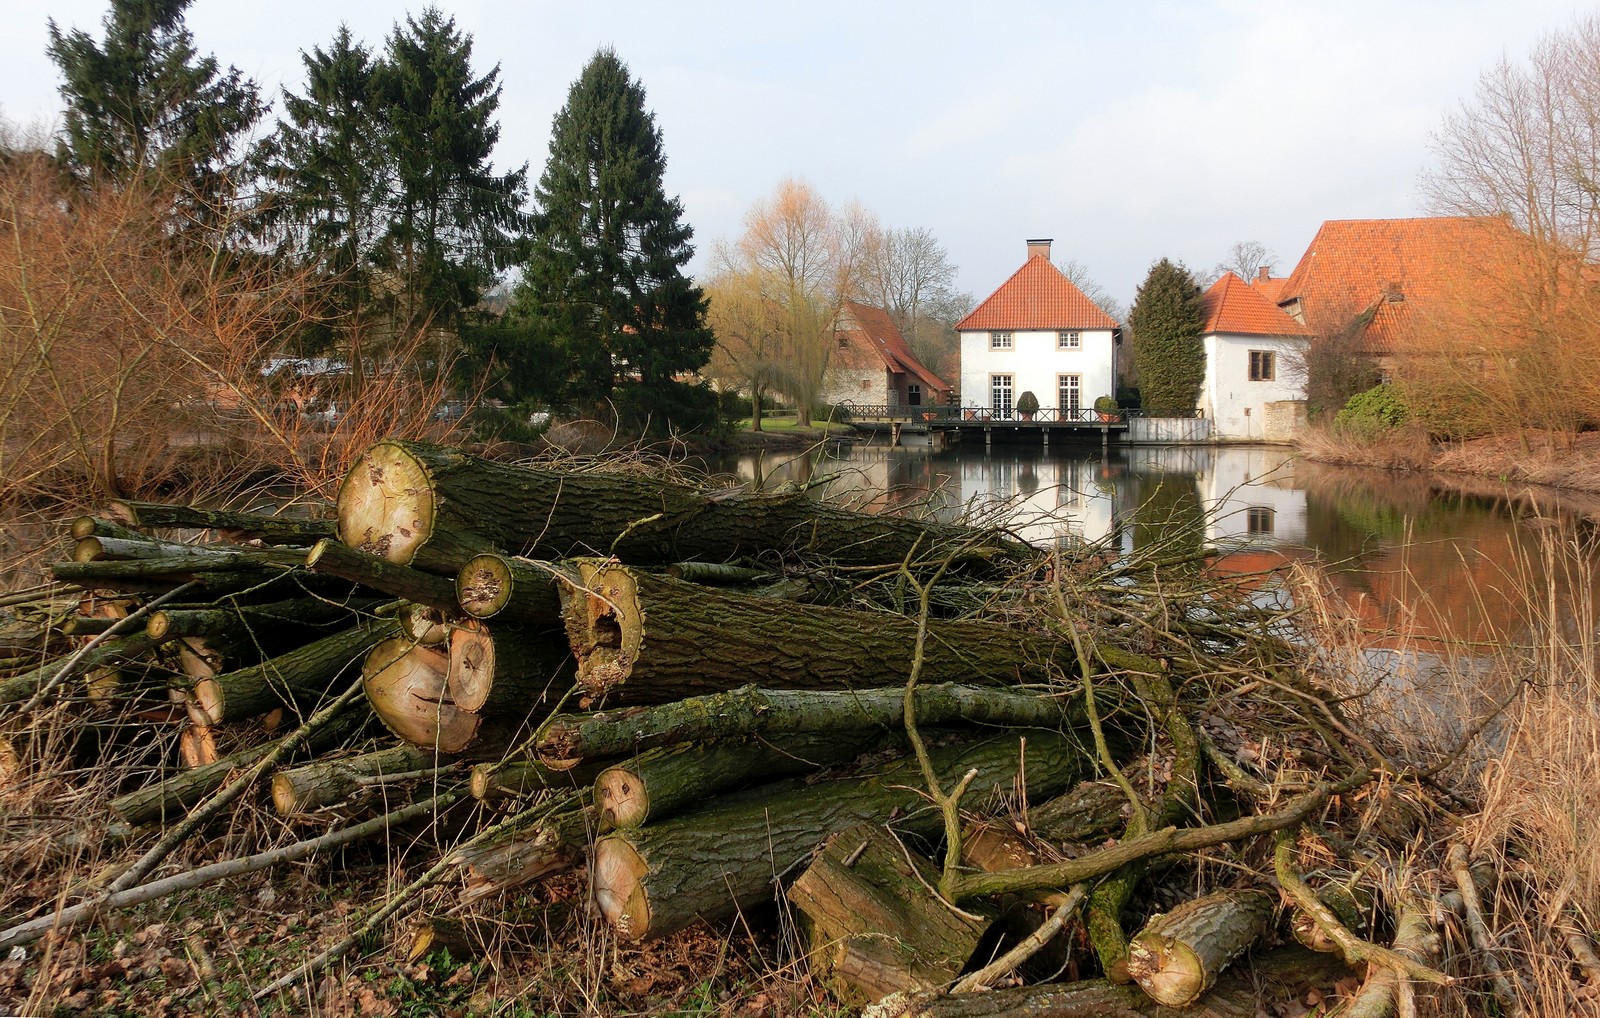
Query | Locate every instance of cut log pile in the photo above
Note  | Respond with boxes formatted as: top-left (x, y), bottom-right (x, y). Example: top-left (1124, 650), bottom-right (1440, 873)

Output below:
top-left (0, 439), bottom-right (1544, 1014)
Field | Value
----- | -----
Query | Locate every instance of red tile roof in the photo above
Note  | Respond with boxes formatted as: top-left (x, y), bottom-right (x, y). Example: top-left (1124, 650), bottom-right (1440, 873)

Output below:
top-left (1278, 216), bottom-right (1530, 354)
top-left (1200, 272), bottom-right (1309, 337)
top-left (956, 254), bottom-right (1120, 331)
top-left (838, 301), bottom-right (951, 393)
top-left (1250, 275), bottom-right (1288, 304)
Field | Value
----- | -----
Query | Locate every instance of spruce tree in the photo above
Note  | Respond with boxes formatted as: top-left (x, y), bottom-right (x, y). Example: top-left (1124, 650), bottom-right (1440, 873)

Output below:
top-left (1128, 258), bottom-right (1205, 415)
top-left (255, 26), bottom-right (387, 384)
top-left (516, 48), bottom-right (714, 421)
top-left (378, 8), bottom-right (528, 338)
top-left (47, 0), bottom-right (264, 203)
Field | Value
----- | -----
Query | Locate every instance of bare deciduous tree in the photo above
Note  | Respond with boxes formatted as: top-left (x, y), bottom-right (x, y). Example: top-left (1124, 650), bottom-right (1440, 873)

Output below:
top-left (1212, 241), bottom-right (1276, 285)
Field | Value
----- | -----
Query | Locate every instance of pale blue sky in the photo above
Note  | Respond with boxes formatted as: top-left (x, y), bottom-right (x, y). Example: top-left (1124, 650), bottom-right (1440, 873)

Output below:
top-left (1, 0), bottom-right (1588, 309)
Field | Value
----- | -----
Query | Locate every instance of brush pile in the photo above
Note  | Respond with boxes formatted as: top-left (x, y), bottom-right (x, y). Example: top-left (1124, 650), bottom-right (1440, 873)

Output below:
top-left (0, 439), bottom-right (1557, 1015)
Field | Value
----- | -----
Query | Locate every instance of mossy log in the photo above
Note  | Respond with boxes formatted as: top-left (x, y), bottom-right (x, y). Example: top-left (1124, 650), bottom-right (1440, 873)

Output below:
top-left (71, 536), bottom-right (310, 571)
top-left (451, 789), bottom-right (593, 902)
top-left (0, 633), bottom-right (160, 707)
top-left (360, 638), bottom-right (535, 757)
top-left (109, 743), bottom-right (276, 825)
top-left (272, 744), bottom-right (447, 816)
top-left (305, 539), bottom-right (459, 611)
top-left (560, 561), bottom-right (1062, 705)
top-left (878, 946), bottom-right (1352, 1017)
top-left (1028, 779), bottom-right (1133, 845)
top-left (590, 730), bottom-right (1092, 940)
top-left (336, 439), bottom-right (1028, 574)
top-left (106, 500), bottom-right (336, 545)
top-left (594, 731), bottom-right (884, 830)
top-left (790, 825), bottom-right (994, 1005)
top-left (469, 757), bottom-right (604, 801)
top-left (1125, 888), bottom-right (1278, 1007)
top-left (538, 682), bottom-right (1091, 763)
top-left (455, 554), bottom-right (568, 624)
top-left (190, 620), bottom-right (399, 726)
top-left (69, 516), bottom-right (150, 544)
top-left (147, 596), bottom-right (382, 643)
top-left (444, 618), bottom-right (572, 714)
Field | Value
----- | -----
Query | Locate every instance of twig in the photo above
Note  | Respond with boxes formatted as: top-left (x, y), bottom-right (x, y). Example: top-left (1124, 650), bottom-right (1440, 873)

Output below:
top-left (1447, 841), bottom-right (1520, 1012)
top-left (0, 793), bottom-right (453, 953)
top-left (950, 883), bottom-right (1087, 992)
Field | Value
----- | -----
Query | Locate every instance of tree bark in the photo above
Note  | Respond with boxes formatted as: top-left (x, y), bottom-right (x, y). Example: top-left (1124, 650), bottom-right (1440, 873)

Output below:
top-left (107, 500), bottom-right (336, 545)
top-left (72, 536), bottom-right (310, 571)
top-left (336, 439), bottom-right (1028, 573)
top-left (560, 562), bottom-right (1061, 706)
top-left (594, 731), bottom-right (885, 830)
top-left (190, 620), bottom-right (399, 726)
top-left (146, 596), bottom-right (383, 643)
top-left (539, 682), bottom-right (1091, 764)
top-left (109, 743), bottom-right (276, 825)
top-left (272, 744), bottom-right (447, 816)
top-left (305, 538), bottom-right (459, 611)
top-left (789, 824), bottom-right (994, 1005)
top-left (875, 946), bottom-right (1352, 1018)
top-left (1125, 888), bottom-right (1278, 1007)
top-left (455, 554), bottom-right (567, 625)
top-left (469, 757), bottom-right (603, 801)
top-left (1028, 779), bottom-right (1132, 845)
top-left (451, 789), bottom-right (593, 902)
top-left (590, 730), bottom-right (1091, 940)
top-left (0, 633), bottom-right (159, 707)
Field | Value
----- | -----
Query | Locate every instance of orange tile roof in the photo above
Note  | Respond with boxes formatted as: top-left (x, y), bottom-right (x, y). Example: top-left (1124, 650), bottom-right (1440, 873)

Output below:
top-left (1278, 216), bottom-right (1530, 354)
top-left (1250, 275), bottom-right (1287, 304)
top-left (1200, 272), bottom-right (1309, 337)
top-left (956, 254), bottom-right (1120, 331)
top-left (838, 301), bottom-right (951, 393)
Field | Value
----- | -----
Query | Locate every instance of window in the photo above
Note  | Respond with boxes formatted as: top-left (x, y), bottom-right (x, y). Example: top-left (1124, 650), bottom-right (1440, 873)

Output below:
top-left (1246, 507), bottom-right (1275, 535)
top-left (1058, 330), bottom-right (1081, 350)
top-left (907, 384), bottom-right (922, 407)
top-left (1058, 374), bottom-right (1081, 415)
top-left (991, 374), bottom-right (1013, 418)
top-left (990, 331), bottom-right (1013, 350)
top-left (1249, 350), bottom-right (1275, 381)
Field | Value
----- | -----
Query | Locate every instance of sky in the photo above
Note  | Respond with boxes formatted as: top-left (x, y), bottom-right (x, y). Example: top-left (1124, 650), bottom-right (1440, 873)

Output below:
top-left (0, 0), bottom-right (1589, 312)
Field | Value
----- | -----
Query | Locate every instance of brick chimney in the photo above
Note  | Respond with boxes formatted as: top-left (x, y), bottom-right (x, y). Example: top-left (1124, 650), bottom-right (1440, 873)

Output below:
top-left (1257, 265), bottom-right (1271, 281)
top-left (1026, 238), bottom-right (1052, 261)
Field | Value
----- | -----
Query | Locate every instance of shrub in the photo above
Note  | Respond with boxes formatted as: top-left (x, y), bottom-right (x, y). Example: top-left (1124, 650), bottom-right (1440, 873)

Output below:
top-left (1334, 384), bottom-right (1408, 439)
top-left (1015, 390), bottom-right (1040, 415)
top-left (1094, 394), bottom-right (1120, 413)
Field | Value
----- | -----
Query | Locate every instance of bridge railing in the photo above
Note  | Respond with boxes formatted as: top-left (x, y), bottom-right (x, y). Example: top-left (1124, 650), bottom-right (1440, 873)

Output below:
top-left (831, 402), bottom-right (1128, 424)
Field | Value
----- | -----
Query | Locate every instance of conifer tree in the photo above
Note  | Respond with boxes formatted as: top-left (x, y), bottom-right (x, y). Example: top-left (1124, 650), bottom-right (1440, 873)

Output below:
top-left (1128, 258), bottom-right (1205, 415)
top-left (378, 8), bottom-right (528, 338)
top-left (47, 0), bottom-right (264, 204)
top-left (515, 48), bottom-right (713, 420)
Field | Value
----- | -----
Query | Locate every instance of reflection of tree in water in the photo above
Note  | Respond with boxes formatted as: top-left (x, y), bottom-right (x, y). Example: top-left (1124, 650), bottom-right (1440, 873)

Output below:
top-left (1131, 472), bottom-right (1205, 559)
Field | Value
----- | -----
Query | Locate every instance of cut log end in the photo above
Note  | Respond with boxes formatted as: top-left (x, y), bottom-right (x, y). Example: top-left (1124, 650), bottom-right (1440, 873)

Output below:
top-left (565, 562), bottom-right (643, 696)
top-left (457, 556), bottom-right (512, 619)
top-left (596, 765), bottom-right (648, 829)
top-left (336, 442), bottom-right (436, 566)
top-left (592, 836), bottom-right (651, 940)
top-left (446, 621), bottom-right (494, 713)
top-left (1125, 937), bottom-right (1205, 1007)
top-left (271, 772), bottom-right (308, 816)
top-left (362, 637), bottom-right (479, 754)
top-left (190, 677), bottom-right (224, 727)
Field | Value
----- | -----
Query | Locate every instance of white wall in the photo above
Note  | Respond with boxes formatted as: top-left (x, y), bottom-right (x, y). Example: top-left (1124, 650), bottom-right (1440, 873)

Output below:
top-left (1201, 334), bottom-right (1306, 441)
top-left (959, 329), bottom-right (1116, 418)
top-left (1199, 445), bottom-right (1307, 546)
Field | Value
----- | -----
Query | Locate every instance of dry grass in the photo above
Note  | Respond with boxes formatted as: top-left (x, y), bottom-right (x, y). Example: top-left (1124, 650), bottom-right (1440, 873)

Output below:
top-left (1299, 423), bottom-right (1600, 496)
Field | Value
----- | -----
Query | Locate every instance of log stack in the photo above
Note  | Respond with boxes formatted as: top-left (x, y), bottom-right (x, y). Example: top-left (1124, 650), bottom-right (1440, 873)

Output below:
top-left (0, 439), bottom-right (1507, 1015)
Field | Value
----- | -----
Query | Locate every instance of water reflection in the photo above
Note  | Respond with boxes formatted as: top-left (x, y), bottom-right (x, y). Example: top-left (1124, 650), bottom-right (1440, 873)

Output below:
top-left (712, 435), bottom-right (1596, 648)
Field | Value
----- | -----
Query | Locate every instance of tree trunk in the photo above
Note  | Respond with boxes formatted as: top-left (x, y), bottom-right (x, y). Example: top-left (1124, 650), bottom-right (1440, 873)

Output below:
top-left (560, 562), bottom-right (1061, 705)
top-left (272, 744), bottom-right (447, 816)
top-left (304, 538), bottom-right (459, 611)
top-left (789, 824), bottom-right (994, 1006)
top-left (469, 758), bottom-right (603, 801)
top-left (0, 633), bottom-right (159, 707)
top-left (1125, 888), bottom-right (1277, 1007)
top-left (455, 553), bottom-right (567, 624)
top-left (444, 619), bottom-right (572, 714)
top-left (880, 946), bottom-right (1351, 1018)
top-left (72, 536), bottom-right (310, 571)
top-left (146, 597), bottom-right (382, 643)
top-left (190, 620), bottom-right (399, 726)
top-left (109, 742), bottom-right (277, 825)
top-left (1028, 779), bottom-right (1133, 845)
top-left (591, 730), bottom-right (1091, 940)
top-left (539, 682), bottom-right (1089, 764)
top-left (594, 731), bottom-right (885, 830)
top-left (336, 439), bottom-right (1027, 573)
top-left (106, 500), bottom-right (336, 545)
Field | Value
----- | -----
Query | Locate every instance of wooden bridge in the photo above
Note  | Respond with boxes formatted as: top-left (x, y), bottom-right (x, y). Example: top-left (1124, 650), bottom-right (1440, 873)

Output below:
top-left (830, 403), bottom-right (1129, 449)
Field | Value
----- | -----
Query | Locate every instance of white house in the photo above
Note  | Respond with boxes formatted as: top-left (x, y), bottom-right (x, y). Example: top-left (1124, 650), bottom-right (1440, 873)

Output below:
top-left (956, 239), bottom-right (1120, 420)
top-left (1198, 271), bottom-right (1310, 441)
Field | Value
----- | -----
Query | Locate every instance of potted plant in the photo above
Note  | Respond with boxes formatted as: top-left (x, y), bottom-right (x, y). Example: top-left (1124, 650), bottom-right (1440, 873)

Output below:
top-left (1015, 390), bottom-right (1039, 421)
top-left (1094, 394), bottom-right (1120, 422)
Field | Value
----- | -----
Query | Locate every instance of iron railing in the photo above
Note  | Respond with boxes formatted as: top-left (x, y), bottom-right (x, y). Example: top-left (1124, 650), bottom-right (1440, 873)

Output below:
top-left (831, 402), bottom-right (1129, 424)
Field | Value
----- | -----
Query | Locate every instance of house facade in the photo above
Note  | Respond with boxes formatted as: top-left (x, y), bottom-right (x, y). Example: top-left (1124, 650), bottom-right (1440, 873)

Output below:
top-left (821, 301), bottom-right (951, 408)
top-left (956, 239), bottom-right (1120, 420)
top-left (1198, 271), bottom-right (1310, 441)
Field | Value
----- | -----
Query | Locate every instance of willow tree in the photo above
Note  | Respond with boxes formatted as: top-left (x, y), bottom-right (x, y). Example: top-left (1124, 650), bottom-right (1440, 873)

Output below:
top-left (515, 49), bottom-right (713, 428)
top-left (1128, 258), bottom-right (1204, 416)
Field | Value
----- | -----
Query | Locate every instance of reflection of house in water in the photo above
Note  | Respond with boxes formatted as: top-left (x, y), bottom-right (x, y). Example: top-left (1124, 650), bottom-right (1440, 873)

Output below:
top-left (951, 454), bottom-right (1117, 546)
top-left (1195, 446), bottom-right (1306, 548)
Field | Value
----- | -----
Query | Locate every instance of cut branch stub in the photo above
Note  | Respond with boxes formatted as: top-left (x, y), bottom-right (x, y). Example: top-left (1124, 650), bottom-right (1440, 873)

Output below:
top-left (455, 554), bottom-right (567, 625)
top-left (1125, 888), bottom-right (1277, 1007)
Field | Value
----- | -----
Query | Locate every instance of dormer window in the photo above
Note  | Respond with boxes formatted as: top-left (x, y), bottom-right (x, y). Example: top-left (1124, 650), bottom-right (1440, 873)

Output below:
top-left (990, 331), bottom-right (1013, 350)
top-left (1058, 331), bottom-right (1080, 350)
